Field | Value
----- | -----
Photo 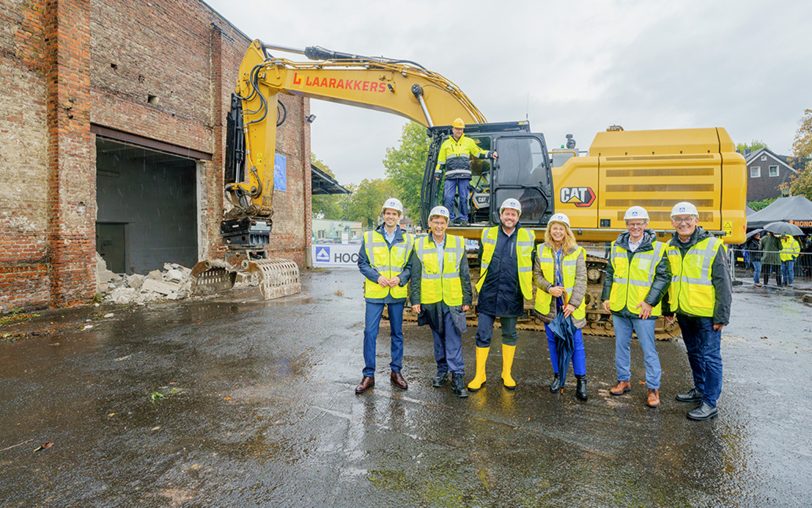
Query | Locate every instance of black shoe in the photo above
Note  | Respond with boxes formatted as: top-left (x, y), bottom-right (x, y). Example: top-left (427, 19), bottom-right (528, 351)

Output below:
top-left (675, 387), bottom-right (703, 403)
top-left (451, 373), bottom-right (468, 398)
top-left (432, 372), bottom-right (449, 388)
top-left (687, 402), bottom-right (718, 421)
top-left (549, 374), bottom-right (561, 393)
top-left (575, 376), bottom-right (588, 401)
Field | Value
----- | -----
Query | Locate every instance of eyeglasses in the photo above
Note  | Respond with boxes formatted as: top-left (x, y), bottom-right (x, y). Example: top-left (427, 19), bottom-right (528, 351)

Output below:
top-left (672, 217), bottom-right (696, 224)
top-left (626, 222), bottom-right (646, 228)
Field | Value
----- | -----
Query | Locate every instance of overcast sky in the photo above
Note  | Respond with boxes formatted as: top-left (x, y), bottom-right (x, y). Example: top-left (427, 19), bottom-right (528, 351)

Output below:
top-left (205, 0), bottom-right (812, 185)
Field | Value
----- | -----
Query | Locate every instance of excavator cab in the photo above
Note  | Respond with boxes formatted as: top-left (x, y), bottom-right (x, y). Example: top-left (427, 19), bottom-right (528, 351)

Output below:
top-left (420, 121), bottom-right (554, 231)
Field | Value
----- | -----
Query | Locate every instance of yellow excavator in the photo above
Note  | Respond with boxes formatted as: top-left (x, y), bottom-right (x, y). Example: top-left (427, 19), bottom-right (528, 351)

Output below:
top-left (197, 40), bottom-right (747, 336)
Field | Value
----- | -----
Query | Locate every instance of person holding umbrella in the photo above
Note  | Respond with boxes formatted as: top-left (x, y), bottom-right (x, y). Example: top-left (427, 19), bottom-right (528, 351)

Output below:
top-left (601, 206), bottom-right (671, 408)
top-left (664, 202), bottom-right (732, 421)
top-left (533, 213), bottom-right (589, 401)
top-left (780, 234), bottom-right (801, 288)
top-left (745, 231), bottom-right (763, 287)
top-left (760, 232), bottom-right (782, 287)
top-left (409, 206), bottom-right (473, 398)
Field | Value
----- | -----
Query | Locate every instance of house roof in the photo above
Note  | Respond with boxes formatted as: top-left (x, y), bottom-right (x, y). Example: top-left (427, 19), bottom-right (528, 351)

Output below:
top-left (747, 196), bottom-right (812, 227)
top-left (745, 148), bottom-right (798, 174)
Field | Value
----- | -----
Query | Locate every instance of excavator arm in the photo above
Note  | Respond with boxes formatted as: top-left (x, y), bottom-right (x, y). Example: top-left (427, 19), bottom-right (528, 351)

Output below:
top-left (225, 39), bottom-right (486, 218)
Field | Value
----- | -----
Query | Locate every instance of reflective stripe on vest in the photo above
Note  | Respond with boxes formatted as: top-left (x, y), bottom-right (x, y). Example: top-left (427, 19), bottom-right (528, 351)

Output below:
top-left (667, 237), bottom-right (722, 317)
top-left (609, 240), bottom-right (666, 317)
top-left (474, 226), bottom-right (534, 300)
top-left (415, 235), bottom-right (464, 305)
top-left (780, 238), bottom-right (800, 261)
top-left (534, 244), bottom-right (586, 320)
top-left (363, 230), bottom-right (414, 299)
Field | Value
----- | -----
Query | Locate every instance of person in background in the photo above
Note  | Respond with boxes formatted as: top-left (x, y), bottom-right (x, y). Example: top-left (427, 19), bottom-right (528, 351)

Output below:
top-left (760, 232), bottom-right (782, 287)
top-left (746, 232), bottom-right (763, 287)
top-left (780, 234), bottom-right (801, 288)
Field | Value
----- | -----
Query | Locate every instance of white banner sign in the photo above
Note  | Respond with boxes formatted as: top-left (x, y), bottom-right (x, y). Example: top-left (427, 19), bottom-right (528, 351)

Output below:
top-left (312, 243), bottom-right (361, 267)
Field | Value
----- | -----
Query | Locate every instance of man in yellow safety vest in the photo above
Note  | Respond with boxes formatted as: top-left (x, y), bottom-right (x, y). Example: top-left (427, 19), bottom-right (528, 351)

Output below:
top-left (601, 206), bottom-right (671, 408)
top-left (467, 198), bottom-right (535, 391)
top-left (664, 201), bottom-right (732, 421)
top-left (409, 206), bottom-right (473, 397)
top-left (355, 198), bottom-right (414, 395)
top-left (780, 234), bottom-right (801, 288)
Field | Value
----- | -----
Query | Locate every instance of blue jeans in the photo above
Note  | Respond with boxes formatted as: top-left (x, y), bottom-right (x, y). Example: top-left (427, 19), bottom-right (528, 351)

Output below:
top-left (677, 314), bottom-right (723, 407)
top-left (475, 313), bottom-right (517, 347)
top-left (782, 260), bottom-right (795, 286)
top-left (544, 324), bottom-right (586, 377)
top-left (612, 315), bottom-right (661, 389)
top-left (752, 260), bottom-right (762, 284)
top-left (362, 301), bottom-right (404, 377)
top-left (443, 178), bottom-right (470, 222)
top-left (432, 307), bottom-right (464, 375)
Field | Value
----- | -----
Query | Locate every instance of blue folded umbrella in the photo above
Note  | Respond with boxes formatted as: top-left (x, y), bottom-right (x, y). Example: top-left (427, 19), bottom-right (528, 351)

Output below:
top-left (548, 309), bottom-right (577, 386)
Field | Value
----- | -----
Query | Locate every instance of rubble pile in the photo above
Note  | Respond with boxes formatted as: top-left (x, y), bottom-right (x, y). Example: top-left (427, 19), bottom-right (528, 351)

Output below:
top-left (96, 254), bottom-right (194, 305)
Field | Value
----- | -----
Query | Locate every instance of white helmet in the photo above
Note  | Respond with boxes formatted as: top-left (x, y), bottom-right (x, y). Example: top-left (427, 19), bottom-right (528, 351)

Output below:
top-left (382, 197), bottom-right (404, 215)
top-left (499, 198), bottom-right (522, 215)
top-left (428, 205), bottom-right (450, 221)
top-left (548, 212), bottom-right (571, 227)
top-left (624, 206), bottom-right (650, 221)
top-left (670, 201), bottom-right (698, 218)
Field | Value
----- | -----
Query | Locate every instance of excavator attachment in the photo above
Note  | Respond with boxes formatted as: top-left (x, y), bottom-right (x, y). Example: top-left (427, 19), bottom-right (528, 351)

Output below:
top-left (191, 258), bottom-right (301, 300)
top-left (246, 259), bottom-right (301, 300)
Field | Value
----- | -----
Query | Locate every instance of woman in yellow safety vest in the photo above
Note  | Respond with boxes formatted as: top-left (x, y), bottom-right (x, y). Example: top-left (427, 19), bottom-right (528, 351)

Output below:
top-left (533, 213), bottom-right (589, 401)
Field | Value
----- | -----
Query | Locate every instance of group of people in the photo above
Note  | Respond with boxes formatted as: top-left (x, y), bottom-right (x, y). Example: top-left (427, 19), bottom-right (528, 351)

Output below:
top-left (745, 231), bottom-right (802, 287)
top-left (355, 197), bottom-right (732, 422)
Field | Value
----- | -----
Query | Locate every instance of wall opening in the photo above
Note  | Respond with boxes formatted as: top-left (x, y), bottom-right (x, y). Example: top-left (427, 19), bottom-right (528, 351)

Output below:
top-left (96, 138), bottom-right (199, 274)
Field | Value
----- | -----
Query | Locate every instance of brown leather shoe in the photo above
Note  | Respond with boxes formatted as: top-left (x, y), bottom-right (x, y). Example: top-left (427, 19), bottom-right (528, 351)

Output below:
top-left (390, 371), bottom-right (408, 390)
top-left (646, 388), bottom-right (660, 408)
top-left (610, 380), bottom-right (631, 396)
top-left (355, 376), bottom-right (374, 394)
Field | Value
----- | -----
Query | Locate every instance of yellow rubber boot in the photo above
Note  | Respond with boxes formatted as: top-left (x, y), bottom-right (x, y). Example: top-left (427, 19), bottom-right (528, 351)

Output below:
top-left (467, 346), bottom-right (490, 391)
top-left (501, 344), bottom-right (517, 389)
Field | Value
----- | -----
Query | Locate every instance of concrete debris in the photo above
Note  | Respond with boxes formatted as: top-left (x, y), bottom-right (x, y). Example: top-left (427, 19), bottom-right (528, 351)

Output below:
top-left (96, 254), bottom-right (195, 306)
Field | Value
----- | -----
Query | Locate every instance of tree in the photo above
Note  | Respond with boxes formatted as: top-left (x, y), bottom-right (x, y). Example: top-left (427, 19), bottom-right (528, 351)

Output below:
top-left (748, 197), bottom-right (777, 212)
top-left (736, 139), bottom-right (768, 155)
top-left (310, 152), bottom-right (352, 220)
top-left (346, 178), bottom-right (396, 228)
top-left (383, 122), bottom-right (430, 218)
top-left (783, 109), bottom-right (812, 199)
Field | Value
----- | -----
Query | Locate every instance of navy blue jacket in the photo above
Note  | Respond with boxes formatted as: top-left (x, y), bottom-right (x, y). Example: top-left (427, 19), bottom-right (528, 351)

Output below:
top-left (357, 224), bottom-right (412, 304)
top-left (477, 226), bottom-right (524, 317)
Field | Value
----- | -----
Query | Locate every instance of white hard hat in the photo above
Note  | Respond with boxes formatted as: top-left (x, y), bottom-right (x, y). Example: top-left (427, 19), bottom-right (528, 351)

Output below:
top-left (548, 212), bottom-right (571, 227)
top-left (499, 198), bottom-right (522, 215)
top-left (428, 205), bottom-right (450, 220)
top-left (670, 201), bottom-right (698, 217)
top-left (382, 197), bottom-right (404, 214)
top-left (624, 206), bottom-right (650, 221)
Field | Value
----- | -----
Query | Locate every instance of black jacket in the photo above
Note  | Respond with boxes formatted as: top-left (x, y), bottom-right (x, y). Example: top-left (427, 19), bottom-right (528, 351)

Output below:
top-left (745, 237), bottom-right (762, 262)
top-left (663, 227), bottom-right (732, 325)
top-left (600, 230), bottom-right (671, 319)
top-left (477, 226), bottom-right (525, 317)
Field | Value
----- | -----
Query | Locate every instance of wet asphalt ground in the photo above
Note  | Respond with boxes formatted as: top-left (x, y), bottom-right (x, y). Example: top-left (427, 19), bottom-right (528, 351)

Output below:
top-left (1, 269), bottom-right (810, 507)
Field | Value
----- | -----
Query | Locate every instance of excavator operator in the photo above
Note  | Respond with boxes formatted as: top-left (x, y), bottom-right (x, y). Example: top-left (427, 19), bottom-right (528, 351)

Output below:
top-left (435, 118), bottom-right (497, 226)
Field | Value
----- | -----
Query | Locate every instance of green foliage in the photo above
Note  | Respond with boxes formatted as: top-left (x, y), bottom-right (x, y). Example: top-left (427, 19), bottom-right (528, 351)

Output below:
top-left (782, 109), bottom-right (812, 200)
top-left (346, 179), bottom-right (396, 228)
top-left (748, 197), bottom-right (777, 211)
top-left (383, 122), bottom-right (430, 218)
top-left (311, 153), bottom-right (336, 178)
top-left (736, 140), bottom-right (768, 155)
top-left (312, 192), bottom-right (352, 220)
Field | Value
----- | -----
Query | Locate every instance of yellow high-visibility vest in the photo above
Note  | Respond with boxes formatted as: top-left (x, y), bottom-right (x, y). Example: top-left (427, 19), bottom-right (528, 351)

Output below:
top-left (534, 244), bottom-right (586, 320)
top-left (667, 237), bottom-right (723, 317)
top-left (609, 240), bottom-right (667, 317)
top-left (474, 227), bottom-right (534, 300)
top-left (780, 237), bottom-right (800, 262)
top-left (363, 230), bottom-right (413, 299)
top-left (414, 234), bottom-right (464, 305)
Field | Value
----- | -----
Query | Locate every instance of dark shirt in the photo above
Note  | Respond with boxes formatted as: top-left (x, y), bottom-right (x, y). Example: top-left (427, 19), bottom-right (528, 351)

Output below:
top-left (478, 227), bottom-right (523, 317)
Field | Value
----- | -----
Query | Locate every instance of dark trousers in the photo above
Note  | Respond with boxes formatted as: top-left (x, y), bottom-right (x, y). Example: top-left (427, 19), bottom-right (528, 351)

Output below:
top-left (362, 301), bottom-right (404, 377)
top-left (762, 264), bottom-right (781, 286)
top-left (677, 314), bottom-right (723, 407)
top-left (475, 313), bottom-right (517, 347)
top-left (432, 307), bottom-right (464, 375)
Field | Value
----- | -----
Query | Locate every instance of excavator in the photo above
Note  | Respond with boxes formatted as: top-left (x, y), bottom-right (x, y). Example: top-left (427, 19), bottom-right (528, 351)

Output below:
top-left (196, 39), bottom-right (747, 336)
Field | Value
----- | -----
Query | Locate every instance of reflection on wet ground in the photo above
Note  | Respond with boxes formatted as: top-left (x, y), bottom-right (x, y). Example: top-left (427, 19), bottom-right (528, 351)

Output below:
top-left (0, 270), bottom-right (810, 505)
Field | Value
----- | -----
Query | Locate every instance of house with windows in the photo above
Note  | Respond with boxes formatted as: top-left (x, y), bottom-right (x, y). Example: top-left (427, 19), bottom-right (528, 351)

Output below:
top-left (745, 148), bottom-right (798, 201)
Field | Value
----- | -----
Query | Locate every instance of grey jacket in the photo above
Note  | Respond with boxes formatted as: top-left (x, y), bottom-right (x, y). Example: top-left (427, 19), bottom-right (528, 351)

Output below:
top-left (533, 242), bottom-right (587, 329)
top-left (663, 227), bottom-right (732, 325)
top-left (600, 230), bottom-right (671, 319)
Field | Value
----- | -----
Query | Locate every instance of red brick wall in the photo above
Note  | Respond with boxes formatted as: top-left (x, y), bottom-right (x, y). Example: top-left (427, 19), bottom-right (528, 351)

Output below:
top-left (0, 0), bottom-right (311, 311)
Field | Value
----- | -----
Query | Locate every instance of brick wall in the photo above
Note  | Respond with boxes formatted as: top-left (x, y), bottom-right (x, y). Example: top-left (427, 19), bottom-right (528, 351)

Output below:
top-left (0, 0), bottom-right (311, 311)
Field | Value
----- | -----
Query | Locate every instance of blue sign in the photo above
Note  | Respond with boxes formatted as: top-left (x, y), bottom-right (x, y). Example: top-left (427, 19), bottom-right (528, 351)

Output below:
top-left (315, 246), bottom-right (331, 262)
top-left (274, 153), bottom-right (287, 192)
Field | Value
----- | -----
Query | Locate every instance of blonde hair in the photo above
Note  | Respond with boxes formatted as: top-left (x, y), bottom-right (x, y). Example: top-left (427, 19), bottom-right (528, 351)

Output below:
top-left (544, 222), bottom-right (578, 253)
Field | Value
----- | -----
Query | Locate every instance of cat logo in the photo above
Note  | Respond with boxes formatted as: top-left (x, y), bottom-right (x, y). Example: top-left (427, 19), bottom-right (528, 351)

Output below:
top-left (560, 187), bottom-right (596, 207)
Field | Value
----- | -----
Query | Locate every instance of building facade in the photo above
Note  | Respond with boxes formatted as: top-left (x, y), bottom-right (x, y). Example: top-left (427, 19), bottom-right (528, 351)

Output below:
top-left (0, 0), bottom-right (311, 311)
top-left (745, 148), bottom-right (797, 202)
